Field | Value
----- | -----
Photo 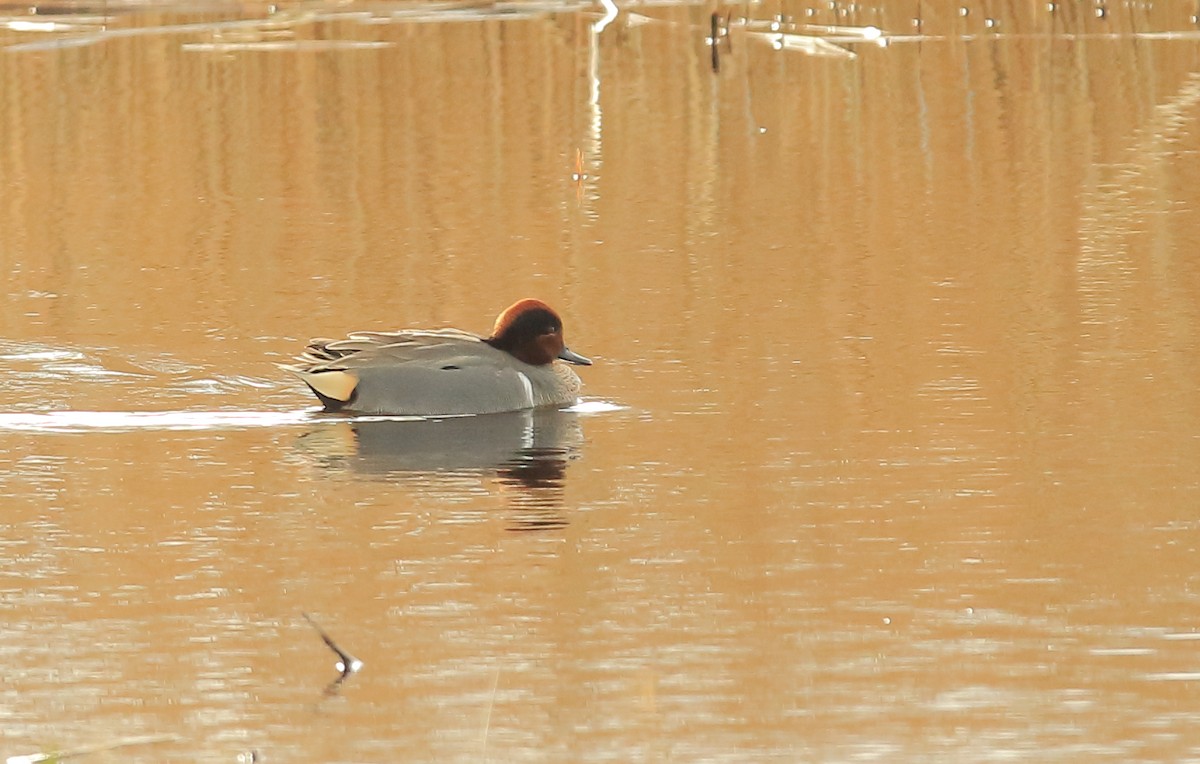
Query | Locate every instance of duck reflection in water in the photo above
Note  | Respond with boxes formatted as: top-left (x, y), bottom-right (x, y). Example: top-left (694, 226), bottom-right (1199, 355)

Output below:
top-left (296, 408), bottom-right (583, 530)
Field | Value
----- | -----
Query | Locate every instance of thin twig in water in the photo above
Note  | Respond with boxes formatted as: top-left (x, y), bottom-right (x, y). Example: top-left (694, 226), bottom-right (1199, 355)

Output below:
top-left (710, 12), bottom-right (720, 72)
top-left (481, 667), bottom-right (501, 760)
top-left (302, 611), bottom-right (363, 693)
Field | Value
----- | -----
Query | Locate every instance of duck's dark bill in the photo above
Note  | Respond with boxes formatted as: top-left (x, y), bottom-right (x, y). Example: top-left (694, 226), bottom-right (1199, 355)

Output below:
top-left (558, 347), bottom-right (592, 365)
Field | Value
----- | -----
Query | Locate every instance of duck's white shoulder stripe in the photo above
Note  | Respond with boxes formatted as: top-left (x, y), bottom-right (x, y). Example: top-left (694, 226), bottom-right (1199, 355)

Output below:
top-left (516, 371), bottom-right (534, 408)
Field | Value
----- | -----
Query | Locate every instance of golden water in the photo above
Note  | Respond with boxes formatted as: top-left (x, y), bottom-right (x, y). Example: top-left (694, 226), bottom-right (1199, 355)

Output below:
top-left (2, 1), bottom-right (1200, 760)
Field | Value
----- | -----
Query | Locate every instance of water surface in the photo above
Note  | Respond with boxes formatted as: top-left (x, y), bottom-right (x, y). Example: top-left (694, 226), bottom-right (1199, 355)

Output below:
top-left (2, 1), bottom-right (1200, 761)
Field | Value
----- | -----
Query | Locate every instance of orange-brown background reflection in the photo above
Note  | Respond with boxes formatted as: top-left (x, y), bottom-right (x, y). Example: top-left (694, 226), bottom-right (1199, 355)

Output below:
top-left (1, 2), bottom-right (1199, 760)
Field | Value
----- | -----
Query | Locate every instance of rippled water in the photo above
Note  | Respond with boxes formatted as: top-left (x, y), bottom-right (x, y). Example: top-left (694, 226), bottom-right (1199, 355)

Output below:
top-left (2, 1), bottom-right (1200, 761)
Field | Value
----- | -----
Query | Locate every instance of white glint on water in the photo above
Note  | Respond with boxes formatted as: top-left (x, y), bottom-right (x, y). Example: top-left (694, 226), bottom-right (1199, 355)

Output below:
top-left (0, 410), bottom-right (315, 433)
top-left (564, 400), bottom-right (625, 414)
top-left (0, 404), bottom-right (625, 432)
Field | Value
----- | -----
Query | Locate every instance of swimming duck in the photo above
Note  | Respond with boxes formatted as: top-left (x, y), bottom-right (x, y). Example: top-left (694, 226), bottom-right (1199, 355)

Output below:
top-left (285, 298), bottom-right (591, 416)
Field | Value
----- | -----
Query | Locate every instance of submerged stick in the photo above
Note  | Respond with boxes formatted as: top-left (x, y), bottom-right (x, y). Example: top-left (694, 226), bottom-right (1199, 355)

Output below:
top-left (302, 611), bottom-right (363, 686)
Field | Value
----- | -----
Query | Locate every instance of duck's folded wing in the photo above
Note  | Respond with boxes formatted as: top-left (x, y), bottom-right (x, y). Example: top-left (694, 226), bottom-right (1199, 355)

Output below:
top-left (292, 329), bottom-right (483, 371)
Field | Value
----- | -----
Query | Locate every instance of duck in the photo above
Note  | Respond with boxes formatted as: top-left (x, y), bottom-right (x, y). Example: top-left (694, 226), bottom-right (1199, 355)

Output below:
top-left (284, 298), bottom-right (592, 416)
